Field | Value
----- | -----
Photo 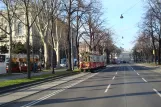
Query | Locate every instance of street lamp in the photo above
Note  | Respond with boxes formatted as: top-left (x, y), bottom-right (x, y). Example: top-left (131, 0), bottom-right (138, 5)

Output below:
top-left (120, 14), bottom-right (124, 19)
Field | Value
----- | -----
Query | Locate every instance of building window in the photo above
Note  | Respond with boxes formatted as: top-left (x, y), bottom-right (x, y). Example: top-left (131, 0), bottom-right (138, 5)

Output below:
top-left (17, 22), bottom-right (23, 36)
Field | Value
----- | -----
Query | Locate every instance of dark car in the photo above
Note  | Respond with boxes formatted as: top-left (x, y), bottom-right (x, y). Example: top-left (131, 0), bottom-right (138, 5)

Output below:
top-left (123, 61), bottom-right (126, 63)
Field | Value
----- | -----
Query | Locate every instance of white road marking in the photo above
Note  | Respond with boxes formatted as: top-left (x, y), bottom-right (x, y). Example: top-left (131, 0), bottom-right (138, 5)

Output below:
top-left (21, 73), bottom-right (98, 107)
top-left (142, 78), bottom-right (147, 82)
top-left (104, 84), bottom-right (111, 93)
top-left (137, 73), bottom-right (140, 75)
top-left (128, 65), bottom-right (135, 72)
top-left (112, 76), bottom-right (115, 80)
top-left (116, 72), bottom-right (118, 75)
top-left (153, 89), bottom-right (161, 98)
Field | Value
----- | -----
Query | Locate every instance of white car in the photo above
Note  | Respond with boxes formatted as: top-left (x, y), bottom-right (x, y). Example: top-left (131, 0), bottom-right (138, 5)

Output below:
top-left (60, 63), bottom-right (66, 67)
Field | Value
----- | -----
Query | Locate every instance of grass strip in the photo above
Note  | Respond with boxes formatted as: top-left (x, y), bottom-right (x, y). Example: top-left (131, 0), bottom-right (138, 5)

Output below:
top-left (0, 71), bottom-right (75, 88)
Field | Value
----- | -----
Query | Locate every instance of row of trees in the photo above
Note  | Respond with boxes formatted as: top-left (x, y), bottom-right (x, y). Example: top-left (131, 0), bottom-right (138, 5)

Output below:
top-left (0, 0), bottom-right (121, 78)
top-left (133, 0), bottom-right (161, 64)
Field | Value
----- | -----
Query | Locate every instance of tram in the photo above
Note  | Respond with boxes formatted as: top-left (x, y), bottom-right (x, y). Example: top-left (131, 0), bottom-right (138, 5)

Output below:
top-left (0, 54), bottom-right (40, 73)
top-left (79, 52), bottom-right (106, 72)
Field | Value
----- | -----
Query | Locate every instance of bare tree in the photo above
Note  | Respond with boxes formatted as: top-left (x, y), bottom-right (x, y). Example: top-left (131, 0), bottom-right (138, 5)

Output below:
top-left (12, 0), bottom-right (44, 78)
top-left (81, 0), bottom-right (106, 52)
top-left (61, 0), bottom-right (80, 71)
top-left (34, 0), bottom-right (61, 71)
top-left (0, 0), bottom-right (18, 74)
top-left (133, 32), bottom-right (153, 62)
top-left (72, 0), bottom-right (92, 68)
top-left (146, 0), bottom-right (161, 64)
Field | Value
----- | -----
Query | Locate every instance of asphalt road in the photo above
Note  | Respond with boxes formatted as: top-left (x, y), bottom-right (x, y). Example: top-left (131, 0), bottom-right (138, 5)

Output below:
top-left (2, 64), bottom-right (161, 107)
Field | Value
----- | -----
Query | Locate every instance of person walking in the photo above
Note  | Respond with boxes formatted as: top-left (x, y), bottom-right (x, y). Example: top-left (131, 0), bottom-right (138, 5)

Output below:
top-left (33, 62), bottom-right (38, 73)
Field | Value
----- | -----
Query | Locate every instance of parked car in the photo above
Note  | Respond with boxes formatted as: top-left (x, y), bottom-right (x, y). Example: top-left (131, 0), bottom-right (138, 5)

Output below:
top-left (60, 58), bottom-right (77, 67)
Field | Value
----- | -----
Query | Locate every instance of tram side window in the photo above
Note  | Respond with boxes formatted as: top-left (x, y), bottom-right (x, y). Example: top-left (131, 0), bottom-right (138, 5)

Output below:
top-left (90, 56), bottom-right (93, 62)
top-left (87, 56), bottom-right (90, 62)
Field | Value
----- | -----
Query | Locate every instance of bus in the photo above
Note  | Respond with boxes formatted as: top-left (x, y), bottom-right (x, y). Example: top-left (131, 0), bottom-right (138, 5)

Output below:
top-left (0, 54), bottom-right (9, 63)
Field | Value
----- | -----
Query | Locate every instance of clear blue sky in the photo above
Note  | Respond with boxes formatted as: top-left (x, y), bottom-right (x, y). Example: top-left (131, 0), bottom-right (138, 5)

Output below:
top-left (101, 0), bottom-right (145, 51)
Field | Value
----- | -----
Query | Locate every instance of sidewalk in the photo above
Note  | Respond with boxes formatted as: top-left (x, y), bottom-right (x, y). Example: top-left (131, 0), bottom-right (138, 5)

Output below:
top-left (134, 63), bottom-right (161, 74)
top-left (0, 67), bottom-right (68, 82)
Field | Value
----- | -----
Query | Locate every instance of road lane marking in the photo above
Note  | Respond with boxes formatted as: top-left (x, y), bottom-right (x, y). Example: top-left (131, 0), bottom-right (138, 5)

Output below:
top-left (129, 65), bottom-right (136, 72)
top-left (116, 72), bottom-right (118, 75)
top-left (137, 73), bottom-right (140, 75)
top-left (153, 89), bottom-right (161, 98)
top-left (105, 84), bottom-right (111, 93)
top-left (142, 78), bottom-right (147, 82)
top-left (21, 73), bottom-right (98, 107)
top-left (112, 76), bottom-right (115, 80)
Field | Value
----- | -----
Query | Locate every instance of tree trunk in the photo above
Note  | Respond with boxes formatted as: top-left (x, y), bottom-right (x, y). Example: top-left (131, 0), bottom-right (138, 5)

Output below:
top-left (8, 33), bottom-right (12, 74)
top-left (158, 24), bottom-right (161, 65)
top-left (158, 38), bottom-right (161, 65)
top-left (7, 2), bottom-right (12, 74)
top-left (26, 25), bottom-right (31, 79)
top-left (76, 44), bottom-right (79, 68)
top-left (25, 6), bottom-right (31, 79)
top-left (8, 24), bottom-right (12, 75)
top-left (151, 35), bottom-right (157, 64)
top-left (56, 41), bottom-right (60, 68)
top-left (55, 20), bottom-right (60, 68)
top-left (67, 15), bottom-right (72, 71)
top-left (44, 42), bottom-right (50, 69)
top-left (51, 49), bottom-right (56, 74)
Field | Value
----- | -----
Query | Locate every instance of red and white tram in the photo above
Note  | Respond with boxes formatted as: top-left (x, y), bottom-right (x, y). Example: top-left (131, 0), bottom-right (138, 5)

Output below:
top-left (79, 52), bottom-right (106, 72)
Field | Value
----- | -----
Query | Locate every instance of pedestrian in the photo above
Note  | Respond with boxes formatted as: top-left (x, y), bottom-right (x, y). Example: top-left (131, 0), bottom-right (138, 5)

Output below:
top-left (33, 62), bottom-right (38, 73)
top-left (38, 61), bottom-right (41, 71)
top-left (18, 61), bottom-right (21, 72)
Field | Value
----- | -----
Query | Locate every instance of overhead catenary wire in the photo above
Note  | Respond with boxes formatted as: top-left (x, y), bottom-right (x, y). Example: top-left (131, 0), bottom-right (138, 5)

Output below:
top-left (122, 0), bottom-right (142, 15)
top-left (109, 0), bottom-right (142, 29)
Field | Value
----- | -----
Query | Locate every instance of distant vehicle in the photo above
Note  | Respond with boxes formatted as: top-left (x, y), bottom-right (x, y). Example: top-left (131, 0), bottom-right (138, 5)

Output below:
top-left (0, 54), bottom-right (9, 63)
top-left (60, 58), bottom-right (77, 67)
top-left (79, 52), bottom-right (106, 72)
top-left (0, 54), bottom-right (40, 73)
top-left (123, 61), bottom-right (126, 63)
